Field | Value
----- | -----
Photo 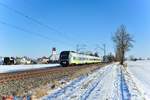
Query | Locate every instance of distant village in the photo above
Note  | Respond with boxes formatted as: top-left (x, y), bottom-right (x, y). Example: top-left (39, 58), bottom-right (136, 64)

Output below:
top-left (0, 48), bottom-right (59, 65)
top-left (0, 47), bottom-right (149, 65)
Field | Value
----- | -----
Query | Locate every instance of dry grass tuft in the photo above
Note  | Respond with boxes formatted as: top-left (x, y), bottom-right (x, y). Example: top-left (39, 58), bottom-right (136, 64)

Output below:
top-left (34, 88), bottom-right (48, 98)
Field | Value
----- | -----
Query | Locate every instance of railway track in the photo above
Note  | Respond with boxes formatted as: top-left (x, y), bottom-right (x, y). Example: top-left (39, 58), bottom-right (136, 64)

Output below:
top-left (0, 64), bottom-right (100, 84)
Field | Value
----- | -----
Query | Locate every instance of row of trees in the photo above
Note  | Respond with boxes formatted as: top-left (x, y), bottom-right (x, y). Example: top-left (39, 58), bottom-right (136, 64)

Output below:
top-left (76, 24), bottom-right (134, 65)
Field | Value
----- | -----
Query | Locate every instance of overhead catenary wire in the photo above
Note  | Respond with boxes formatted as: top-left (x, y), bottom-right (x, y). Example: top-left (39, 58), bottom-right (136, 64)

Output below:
top-left (0, 20), bottom-right (72, 46)
top-left (0, 1), bottom-right (71, 40)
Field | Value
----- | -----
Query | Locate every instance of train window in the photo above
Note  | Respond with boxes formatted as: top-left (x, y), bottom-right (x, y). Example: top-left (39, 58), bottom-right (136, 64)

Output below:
top-left (76, 57), bottom-right (78, 60)
top-left (78, 57), bottom-right (80, 60)
top-left (60, 51), bottom-right (69, 59)
top-left (79, 57), bottom-right (82, 60)
top-left (81, 57), bottom-right (84, 60)
top-left (73, 57), bottom-right (76, 60)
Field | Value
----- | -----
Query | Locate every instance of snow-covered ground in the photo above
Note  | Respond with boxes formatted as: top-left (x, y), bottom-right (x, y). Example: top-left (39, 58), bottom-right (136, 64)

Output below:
top-left (0, 64), bottom-right (60, 73)
top-left (127, 60), bottom-right (150, 99)
top-left (42, 63), bottom-right (146, 100)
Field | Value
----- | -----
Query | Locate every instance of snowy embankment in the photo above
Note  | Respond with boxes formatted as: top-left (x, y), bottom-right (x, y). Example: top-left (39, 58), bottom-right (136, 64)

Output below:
top-left (42, 63), bottom-right (145, 100)
top-left (127, 60), bottom-right (150, 99)
top-left (0, 64), bottom-right (60, 73)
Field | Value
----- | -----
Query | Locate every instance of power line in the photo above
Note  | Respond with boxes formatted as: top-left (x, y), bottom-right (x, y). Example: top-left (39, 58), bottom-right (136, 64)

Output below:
top-left (76, 44), bottom-right (87, 53)
top-left (95, 44), bottom-right (106, 56)
top-left (0, 2), bottom-right (71, 40)
top-left (0, 20), bottom-right (72, 46)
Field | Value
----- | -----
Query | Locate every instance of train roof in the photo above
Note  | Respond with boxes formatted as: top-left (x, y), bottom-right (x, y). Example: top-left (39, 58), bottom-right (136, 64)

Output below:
top-left (60, 51), bottom-right (100, 58)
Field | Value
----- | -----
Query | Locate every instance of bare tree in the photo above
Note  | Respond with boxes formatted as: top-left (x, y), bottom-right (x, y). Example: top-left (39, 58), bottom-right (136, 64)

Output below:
top-left (112, 25), bottom-right (134, 65)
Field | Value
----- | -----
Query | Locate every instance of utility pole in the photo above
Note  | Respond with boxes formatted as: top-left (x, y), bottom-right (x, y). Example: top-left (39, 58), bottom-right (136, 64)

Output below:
top-left (103, 44), bottom-right (106, 62)
top-left (76, 44), bottom-right (86, 53)
top-left (76, 44), bottom-right (79, 53)
top-left (95, 44), bottom-right (106, 62)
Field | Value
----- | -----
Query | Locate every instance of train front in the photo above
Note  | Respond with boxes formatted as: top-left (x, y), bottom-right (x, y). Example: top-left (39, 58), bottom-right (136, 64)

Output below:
top-left (59, 51), bottom-right (70, 66)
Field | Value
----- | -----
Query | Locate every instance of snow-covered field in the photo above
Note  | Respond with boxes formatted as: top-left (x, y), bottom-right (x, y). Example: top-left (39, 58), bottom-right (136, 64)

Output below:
top-left (2, 62), bottom-right (148, 100)
top-left (127, 60), bottom-right (150, 99)
top-left (0, 64), bottom-right (60, 73)
top-left (42, 63), bottom-right (147, 100)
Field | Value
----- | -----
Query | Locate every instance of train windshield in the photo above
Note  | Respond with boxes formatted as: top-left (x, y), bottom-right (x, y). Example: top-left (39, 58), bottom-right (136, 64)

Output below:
top-left (60, 51), bottom-right (69, 59)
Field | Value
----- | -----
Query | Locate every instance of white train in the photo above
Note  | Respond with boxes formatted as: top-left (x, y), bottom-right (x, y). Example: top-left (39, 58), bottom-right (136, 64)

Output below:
top-left (59, 51), bottom-right (101, 66)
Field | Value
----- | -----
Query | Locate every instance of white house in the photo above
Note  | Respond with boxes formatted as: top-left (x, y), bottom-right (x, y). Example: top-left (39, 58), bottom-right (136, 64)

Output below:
top-left (20, 57), bottom-right (31, 64)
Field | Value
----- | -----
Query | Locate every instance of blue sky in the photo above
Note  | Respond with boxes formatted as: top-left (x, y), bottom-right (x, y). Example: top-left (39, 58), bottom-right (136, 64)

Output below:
top-left (0, 0), bottom-right (150, 58)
